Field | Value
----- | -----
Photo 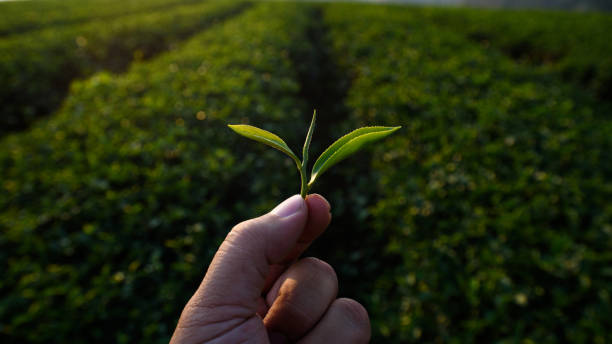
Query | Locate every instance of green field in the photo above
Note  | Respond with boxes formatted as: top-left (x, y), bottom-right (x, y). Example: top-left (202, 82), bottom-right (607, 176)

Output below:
top-left (1, 1), bottom-right (611, 343)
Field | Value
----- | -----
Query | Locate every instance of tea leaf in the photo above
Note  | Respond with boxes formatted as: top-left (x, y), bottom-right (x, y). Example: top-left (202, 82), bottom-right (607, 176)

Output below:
top-left (300, 110), bottom-right (316, 197)
top-left (302, 110), bottom-right (316, 169)
top-left (309, 126), bottom-right (401, 185)
top-left (227, 124), bottom-right (300, 165)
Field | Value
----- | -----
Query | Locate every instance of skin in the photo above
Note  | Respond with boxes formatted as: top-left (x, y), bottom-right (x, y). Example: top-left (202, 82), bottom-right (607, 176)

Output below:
top-left (170, 194), bottom-right (371, 344)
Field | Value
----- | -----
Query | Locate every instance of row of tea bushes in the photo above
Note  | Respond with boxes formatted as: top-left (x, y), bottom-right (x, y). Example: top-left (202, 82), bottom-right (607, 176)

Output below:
top-left (418, 6), bottom-right (612, 100)
top-left (0, 0), bottom-right (247, 134)
top-left (0, 0), bottom-right (201, 36)
top-left (324, 3), bottom-right (612, 343)
top-left (0, 3), bottom-right (316, 342)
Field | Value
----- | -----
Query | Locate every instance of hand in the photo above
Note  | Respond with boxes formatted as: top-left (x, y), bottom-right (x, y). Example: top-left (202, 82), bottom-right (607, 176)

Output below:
top-left (170, 194), bottom-right (371, 343)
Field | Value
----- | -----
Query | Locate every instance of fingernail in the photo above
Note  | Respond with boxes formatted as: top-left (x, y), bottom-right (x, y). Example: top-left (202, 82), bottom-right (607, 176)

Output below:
top-left (271, 195), bottom-right (304, 218)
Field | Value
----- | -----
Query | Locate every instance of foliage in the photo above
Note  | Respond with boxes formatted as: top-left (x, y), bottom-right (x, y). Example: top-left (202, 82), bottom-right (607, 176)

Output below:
top-left (325, 3), bottom-right (612, 343)
top-left (0, 0), bottom-right (247, 134)
top-left (1, 1), bottom-right (611, 344)
top-left (0, 0), bottom-right (202, 36)
top-left (229, 111), bottom-right (400, 197)
top-left (465, 0), bottom-right (612, 11)
top-left (416, 5), bottom-right (612, 100)
top-left (0, 3), bottom-right (313, 342)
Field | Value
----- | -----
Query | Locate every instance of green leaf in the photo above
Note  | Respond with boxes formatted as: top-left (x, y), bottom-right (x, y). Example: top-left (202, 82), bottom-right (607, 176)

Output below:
top-left (302, 110), bottom-right (316, 170)
top-left (227, 124), bottom-right (300, 165)
top-left (309, 126), bottom-right (401, 185)
top-left (300, 110), bottom-right (316, 198)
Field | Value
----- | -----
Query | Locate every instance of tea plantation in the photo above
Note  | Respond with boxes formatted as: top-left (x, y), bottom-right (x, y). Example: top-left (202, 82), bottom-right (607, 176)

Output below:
top-left (0, 0), bottom-right (208, 36)
top-left (1, 1), bottom-right (610, 343)
top-left (0, 0), bottom-right (247, 133)
top-left (417, 6), bottom-right (612, 101)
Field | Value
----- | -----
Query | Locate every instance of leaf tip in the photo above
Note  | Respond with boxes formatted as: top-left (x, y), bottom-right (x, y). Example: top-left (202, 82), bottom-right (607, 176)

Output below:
top-left (228, 124), bottom-right (246, 133)
top-left (384, 126), bottom-right (402, 135)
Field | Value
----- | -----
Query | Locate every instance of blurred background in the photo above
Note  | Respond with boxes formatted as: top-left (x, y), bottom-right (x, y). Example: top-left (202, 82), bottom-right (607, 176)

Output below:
top-left (365, 0), bottom-right (612, 11)
top-left (0, 0), bottom-right (610, 343)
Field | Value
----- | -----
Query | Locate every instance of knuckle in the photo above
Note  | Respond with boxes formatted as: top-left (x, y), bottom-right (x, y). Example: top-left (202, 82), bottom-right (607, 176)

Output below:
top-left (278, 297), bottom-right (315, 327)
top-left (231, 215), bottom-right (262, 234)
top-left (334, 298), bottom-right (371, 342)
top-left (228, 216), bottom-right (266, 243)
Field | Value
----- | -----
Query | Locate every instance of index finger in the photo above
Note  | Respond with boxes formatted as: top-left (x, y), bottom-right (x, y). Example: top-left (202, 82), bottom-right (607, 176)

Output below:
top-left (262, 193), bottom-right (331, 292)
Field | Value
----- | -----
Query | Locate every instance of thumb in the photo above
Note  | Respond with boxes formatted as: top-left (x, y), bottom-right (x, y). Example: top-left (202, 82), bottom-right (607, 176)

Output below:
top-left (192, 195), bottom-right (308, 311)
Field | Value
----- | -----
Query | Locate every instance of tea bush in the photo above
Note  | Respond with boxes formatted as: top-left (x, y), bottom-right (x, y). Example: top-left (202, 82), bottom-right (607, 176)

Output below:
top-left (1, 1), bottom-right (611, 343)
top-left (0, 0), bottom-right (201, 36)
top-left (417, 6), bottom-right (612, 100)
top-left (0, 0), bottom-right (247, 133)
top-left (0, 3), bottom-right (314, 342)
top-left (325, 3), bottom-right (612, 343)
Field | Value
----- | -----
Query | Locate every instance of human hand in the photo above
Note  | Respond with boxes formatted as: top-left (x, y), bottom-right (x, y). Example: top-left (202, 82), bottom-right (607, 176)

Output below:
top-left (170, 194), bottom-right (370, 343)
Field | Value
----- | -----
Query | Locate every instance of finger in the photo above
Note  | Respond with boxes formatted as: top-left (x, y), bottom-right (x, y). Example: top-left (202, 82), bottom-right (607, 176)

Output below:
top-left (264, 257), bottom-right (338, 341)
top-left (186, 195), bottom-right (308, 314)
top-left (297, 298), bottom-right (371, 344)
top-left (301, 194), bottom-right (332, 244)
top-left (263, 194), bottom-right (331, 292)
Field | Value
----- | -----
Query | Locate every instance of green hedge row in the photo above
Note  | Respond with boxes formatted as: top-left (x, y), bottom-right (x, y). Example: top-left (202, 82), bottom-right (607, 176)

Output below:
top-left (417, 6), bottom-right (612, 100)
top-left (0, 0), bottom-right (201, 36)
top-left (0, 0), bottom-right (247, 134)
top-left (3, 2), bottom-right (611, 343)
top-left (0, 3), bottom-right (316, 342)
top-left (324, 3), bottom-right (612, 343)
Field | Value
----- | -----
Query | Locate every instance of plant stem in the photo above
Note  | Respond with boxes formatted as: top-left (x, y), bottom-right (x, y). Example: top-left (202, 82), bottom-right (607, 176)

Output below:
top-left (299, 164), bottom-right (308, 198)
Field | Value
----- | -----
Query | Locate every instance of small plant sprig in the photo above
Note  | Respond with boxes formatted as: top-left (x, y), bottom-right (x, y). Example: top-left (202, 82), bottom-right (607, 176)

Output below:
top-left (228, 111), bottom-right (400, 198)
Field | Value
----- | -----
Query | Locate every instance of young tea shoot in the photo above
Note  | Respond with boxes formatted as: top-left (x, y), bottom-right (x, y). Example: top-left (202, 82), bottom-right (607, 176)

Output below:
top-left (228, 111), bottom-right (401, 198)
